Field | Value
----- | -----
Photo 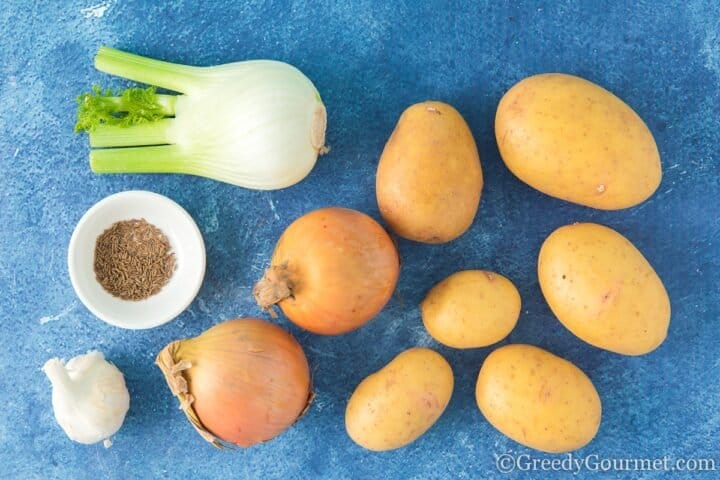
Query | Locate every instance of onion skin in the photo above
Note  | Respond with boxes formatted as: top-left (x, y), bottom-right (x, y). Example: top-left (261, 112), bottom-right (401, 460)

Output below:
top-left (156, 318), bottom-right (312, 448)
top-left (254, 207), bottom-right (400, 335)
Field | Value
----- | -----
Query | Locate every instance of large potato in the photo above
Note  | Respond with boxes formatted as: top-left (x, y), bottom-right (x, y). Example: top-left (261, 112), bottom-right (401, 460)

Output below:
top-left (345, 348), bottom-right (453, 451)
top-left (495, 73), bottom-right (661, 210)
top-left (538, 223), bottom-right (670, 355)
top-left (421, 270), bottom-right (520, 348)
top-left (476, 344), bottom-right (602, 453)
top-left (376, 101), bottom-right (483, 243)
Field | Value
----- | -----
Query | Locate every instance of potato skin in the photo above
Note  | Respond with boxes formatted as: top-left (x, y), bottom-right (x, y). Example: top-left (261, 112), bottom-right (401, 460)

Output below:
top-left (538, 223), bottom-right (670, 355)
top-left (376, 101), bottom-right (483, 243)
top-left (476, 344), bottom-right (601, 453)
top-left (495, 73), bottom-right (661, 210)
top-left (345, 348), bottom-right (454, 451)
top-left (421, 270), bottom-right (520, 348)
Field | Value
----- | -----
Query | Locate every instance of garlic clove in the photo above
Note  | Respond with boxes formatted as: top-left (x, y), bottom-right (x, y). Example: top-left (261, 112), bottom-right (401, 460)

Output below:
top-left (43, 351), bottom-right (130, 446)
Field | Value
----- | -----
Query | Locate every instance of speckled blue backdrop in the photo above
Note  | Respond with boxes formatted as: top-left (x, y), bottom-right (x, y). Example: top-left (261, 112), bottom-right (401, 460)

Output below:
top-left (1, 1), bottom-right (719, 479)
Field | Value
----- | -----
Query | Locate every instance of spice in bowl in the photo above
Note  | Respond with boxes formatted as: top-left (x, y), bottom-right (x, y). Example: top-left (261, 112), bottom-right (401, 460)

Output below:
top-left (94, 219), bottom-right (176, 300)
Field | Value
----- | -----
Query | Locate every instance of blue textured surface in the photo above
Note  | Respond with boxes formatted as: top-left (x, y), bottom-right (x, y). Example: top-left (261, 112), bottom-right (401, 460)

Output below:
top-left (1, 1), bottom-right (719, 479)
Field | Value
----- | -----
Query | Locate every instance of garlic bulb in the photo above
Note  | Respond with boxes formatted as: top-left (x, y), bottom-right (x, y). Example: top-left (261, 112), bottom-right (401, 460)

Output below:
top-left (43, 351), bottom-right (130, 446)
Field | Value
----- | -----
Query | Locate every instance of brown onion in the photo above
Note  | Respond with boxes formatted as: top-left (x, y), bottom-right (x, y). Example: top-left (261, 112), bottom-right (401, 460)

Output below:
top-left (156, 318), bottom-right (312, 447)
top-left (254, 207), bottom-right (400, 335)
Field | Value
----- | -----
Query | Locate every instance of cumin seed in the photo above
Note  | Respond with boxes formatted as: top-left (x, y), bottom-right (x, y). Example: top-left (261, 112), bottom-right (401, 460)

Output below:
top-left (94, 219), bottom-right (176, 301)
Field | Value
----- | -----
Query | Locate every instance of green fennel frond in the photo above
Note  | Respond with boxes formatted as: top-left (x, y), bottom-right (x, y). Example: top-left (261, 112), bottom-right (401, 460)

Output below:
top-left (75, 85), bottom-right (167, 133)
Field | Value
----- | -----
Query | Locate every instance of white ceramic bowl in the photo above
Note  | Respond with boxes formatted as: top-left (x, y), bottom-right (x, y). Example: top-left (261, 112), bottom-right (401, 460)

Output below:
top-left (68, 191), bottom-right (206, 329)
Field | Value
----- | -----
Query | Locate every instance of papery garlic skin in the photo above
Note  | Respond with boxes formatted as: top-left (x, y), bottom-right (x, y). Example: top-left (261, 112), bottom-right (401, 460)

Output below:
top-left (43, 351), bottom-right (130, 445)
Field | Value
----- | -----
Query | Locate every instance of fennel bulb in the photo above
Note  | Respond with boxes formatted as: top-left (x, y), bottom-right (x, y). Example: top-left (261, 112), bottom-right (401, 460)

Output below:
top-left (76, 47), bottom-right (327, 190)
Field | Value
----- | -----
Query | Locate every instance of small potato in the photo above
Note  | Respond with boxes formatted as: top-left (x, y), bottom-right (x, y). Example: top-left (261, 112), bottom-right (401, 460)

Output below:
top-left (345, 348), bottom-right (453, 451)
top-left (495, 73), bottom-right (661, 209)
top-left (538, 223), bottom-right (670, 355)
top-left (376, 101), bottom-right (483, 243)
top-left (476, 344), bottom-right (602, 453)
top-left (421, 270), bottom-right (521, 348)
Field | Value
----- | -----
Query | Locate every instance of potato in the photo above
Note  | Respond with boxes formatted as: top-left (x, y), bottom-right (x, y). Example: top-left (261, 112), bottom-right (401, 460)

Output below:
top-left (421, 270), bottom-right (520, 348)
top-left (538, 222), bottom-right (670, 355)
top-left (476, 344), bottom-right (602, 453)
top-left (345, 348), bottom-right (453, 451)
top-left (376, 101), bottom-right (483, 243)
top-left (495, 73), bottom-right (661, 210)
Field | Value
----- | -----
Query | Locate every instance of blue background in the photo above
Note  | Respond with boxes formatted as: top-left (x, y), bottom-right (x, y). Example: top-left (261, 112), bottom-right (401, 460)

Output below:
top-left (1, 1), bottom-right (718, 479)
